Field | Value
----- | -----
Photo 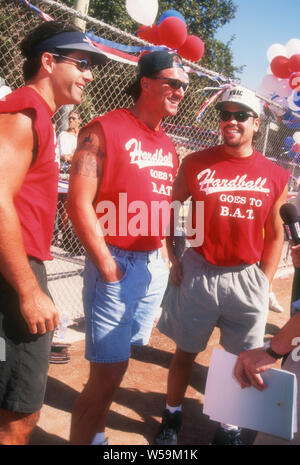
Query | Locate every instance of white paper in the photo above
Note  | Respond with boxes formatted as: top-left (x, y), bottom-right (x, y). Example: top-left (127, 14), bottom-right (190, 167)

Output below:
top-left (203, 348), bottom-right (297, 440)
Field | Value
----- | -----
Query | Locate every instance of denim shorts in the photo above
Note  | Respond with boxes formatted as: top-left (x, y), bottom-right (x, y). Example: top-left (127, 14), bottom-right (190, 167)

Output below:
top-left (83, 245), bottom-right (169, 363)
top-left (158, 248), bottom-right (269, 355)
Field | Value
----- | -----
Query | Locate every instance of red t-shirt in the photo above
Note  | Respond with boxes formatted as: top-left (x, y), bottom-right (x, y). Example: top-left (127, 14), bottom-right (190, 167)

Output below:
top-left (87, 108), bottom-right (179, 250)
top-left (0, 86), bottom-right (59, 260)
top-left (183, 145), bottom-right (290, 266)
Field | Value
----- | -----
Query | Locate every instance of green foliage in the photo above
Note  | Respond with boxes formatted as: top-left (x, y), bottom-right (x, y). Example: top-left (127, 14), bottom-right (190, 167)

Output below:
top-left (61, 0), bottom-right (241, 78)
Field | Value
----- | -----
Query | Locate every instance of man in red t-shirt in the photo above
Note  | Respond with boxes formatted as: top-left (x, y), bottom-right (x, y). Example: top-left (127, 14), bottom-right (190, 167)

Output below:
top-left (0, 21), bottom-right (107, 445)
top-left (155, 86), bottom-right (290, 445)
top-left (68, 51), bottom-right (188, 445)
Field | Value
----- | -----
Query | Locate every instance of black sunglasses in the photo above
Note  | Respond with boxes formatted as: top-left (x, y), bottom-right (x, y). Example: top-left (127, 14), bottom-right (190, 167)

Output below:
top-left (151, 76), bottom-right (189, 92)
top-left (219, 110), bottom-right (256, 122)
top-left (52, 53), bottom-right (91, 72)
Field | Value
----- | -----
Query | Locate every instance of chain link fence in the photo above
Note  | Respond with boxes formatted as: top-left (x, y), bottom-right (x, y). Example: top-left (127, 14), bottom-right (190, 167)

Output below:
top-left (1, 0), bottom-right (298, 322)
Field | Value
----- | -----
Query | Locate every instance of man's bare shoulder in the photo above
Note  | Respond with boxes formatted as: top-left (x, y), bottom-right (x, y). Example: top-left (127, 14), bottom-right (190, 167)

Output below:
top-left (0, 110), bottom-right (35, 136)
top-left (77, 123), bottom-right (105, 152)
top-left (0, 110), bottom-right (35, 159)
top-left (72, 124), bottom-right (105, 178)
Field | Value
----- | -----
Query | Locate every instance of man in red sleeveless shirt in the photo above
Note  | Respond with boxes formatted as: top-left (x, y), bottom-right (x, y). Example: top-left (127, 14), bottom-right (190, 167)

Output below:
top-left (0, 21), bottom-right (107, 444)
top-left (67, 51), bottom-right (188, 445)
top-left (156, 86), bottom-right (290, 445)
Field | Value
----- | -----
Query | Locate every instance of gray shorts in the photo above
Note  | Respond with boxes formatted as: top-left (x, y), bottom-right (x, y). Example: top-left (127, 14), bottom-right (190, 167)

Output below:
top-left (157, 248), bottom-right (269, 355)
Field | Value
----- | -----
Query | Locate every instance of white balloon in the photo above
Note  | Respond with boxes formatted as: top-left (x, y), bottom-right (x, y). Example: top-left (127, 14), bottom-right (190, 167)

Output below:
top-left (286, 38), bottom-right (300, 58)
top-left (259, 74), bottom-right (278, 95)
top-left (274, 78), bottom-right (293, 98)
top-left (293, 131), bottom-right (300, 143)
top-left (125, 0), bottom-right (158, 26)
top-left (266, 43), bottom-right (287, 62)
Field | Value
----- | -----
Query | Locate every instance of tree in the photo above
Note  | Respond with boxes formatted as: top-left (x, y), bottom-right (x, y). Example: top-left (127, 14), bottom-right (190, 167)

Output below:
top-left (61, 0), bottom-right (242, 78)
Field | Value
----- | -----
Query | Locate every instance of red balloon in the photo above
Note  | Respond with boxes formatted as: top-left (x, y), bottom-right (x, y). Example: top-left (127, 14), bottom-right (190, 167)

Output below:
top-left (292, 143), bottom-right (300, 153)
top-left (178, 35), bottom-right (205, 62)
top-left (270, 56), bottom-right (291, 79)
top-left (158, 17), bottom-right (187, 49)
top-left (137, 24), bottom-right (159, 45)
top-left (289, 54), bottom-right (300, 73)
top-left (289, 72), bottom-right (300, 90)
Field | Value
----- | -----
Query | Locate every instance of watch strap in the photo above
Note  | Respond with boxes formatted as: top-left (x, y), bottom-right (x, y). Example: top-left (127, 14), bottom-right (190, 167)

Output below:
top-left (263, 340), bottom-right (283, 360)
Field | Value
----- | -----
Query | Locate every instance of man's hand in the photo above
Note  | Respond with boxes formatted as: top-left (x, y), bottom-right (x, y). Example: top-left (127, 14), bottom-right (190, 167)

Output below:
top-left (99, 256), bottom-right (124, 283)
top-left (19, 288), bottom-right (60, 335)
top-left (234, 348), bottom-right (277, 391)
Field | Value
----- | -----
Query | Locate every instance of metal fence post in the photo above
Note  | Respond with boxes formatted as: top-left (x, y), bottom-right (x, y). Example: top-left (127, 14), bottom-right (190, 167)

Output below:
top-left (73, 0), bottom-right (90, 32)
top-left (262, 117), bottom-right (270, 156)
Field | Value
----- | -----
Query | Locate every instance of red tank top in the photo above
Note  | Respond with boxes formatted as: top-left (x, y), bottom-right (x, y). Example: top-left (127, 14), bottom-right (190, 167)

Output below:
top-left (0, 86), bottom-right (59, 260)
top-left (87, 109), bottom-right (179, 250)
top-left (183, 145), bottom-right (290, 266)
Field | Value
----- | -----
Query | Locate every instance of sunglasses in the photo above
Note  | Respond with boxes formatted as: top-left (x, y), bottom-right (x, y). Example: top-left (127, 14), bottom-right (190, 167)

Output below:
top-left (52, 53), bottom-right (91, 72)
top-left (219, 110), bottom-right (256, 122)
top-left (151, 76), bottom-right (189, 92)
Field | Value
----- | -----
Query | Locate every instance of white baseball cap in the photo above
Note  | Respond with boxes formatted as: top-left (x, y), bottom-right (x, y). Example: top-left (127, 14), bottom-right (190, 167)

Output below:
top-left (216, 85), bottom-right (261, 117)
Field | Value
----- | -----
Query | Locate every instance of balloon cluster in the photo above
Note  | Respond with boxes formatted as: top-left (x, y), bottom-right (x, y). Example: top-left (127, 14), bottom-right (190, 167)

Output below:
top-left (125, 1), bottom-right (205, 62)
top-left (259, 39), bottom-right (300, 120)
top-left (284, 132), bottom-right (300, 162)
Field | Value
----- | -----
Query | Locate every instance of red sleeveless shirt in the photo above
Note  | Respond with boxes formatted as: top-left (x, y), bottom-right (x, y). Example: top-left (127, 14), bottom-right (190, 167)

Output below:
top-left (0, 86), bottom-right (59, 260)
top-left (86, 109), bottom-right (179, 250)
top-left (183, 145), bottom-right (290, 266)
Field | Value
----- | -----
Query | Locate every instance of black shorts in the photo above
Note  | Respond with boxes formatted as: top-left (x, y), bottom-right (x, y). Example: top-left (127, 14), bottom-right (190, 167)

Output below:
top-left (0, 257), bottom-right (53, 413)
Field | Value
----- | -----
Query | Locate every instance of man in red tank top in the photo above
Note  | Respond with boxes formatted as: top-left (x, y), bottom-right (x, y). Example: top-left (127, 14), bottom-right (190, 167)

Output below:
top-left (155, 86), bottom-right (290, 445)
top-left (0, 21), bottom-right (107, 444)
top-left (68, 51), bottom-right (188, 445)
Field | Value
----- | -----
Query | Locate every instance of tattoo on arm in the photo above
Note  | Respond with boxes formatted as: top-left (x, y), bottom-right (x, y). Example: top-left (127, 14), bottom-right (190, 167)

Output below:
top-left (74, 133), bottom-right (105, 178)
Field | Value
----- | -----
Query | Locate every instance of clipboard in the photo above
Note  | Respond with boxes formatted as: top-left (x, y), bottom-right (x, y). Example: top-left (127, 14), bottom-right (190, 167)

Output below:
top-left (203, 348), bottom-right (297, 440)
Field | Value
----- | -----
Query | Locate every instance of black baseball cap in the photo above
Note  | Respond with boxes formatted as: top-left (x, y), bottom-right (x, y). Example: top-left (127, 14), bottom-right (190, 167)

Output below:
top-left (33, 31), bottom-right (107, 65)
top-left (126, 50), bottom-right (184, 98)
top-left (137, 50), bottom-right (184, 78)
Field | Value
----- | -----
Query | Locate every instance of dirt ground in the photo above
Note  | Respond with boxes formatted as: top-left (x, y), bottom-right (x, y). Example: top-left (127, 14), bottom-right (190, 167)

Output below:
top-left (29, 270), bottom-right (294, 446)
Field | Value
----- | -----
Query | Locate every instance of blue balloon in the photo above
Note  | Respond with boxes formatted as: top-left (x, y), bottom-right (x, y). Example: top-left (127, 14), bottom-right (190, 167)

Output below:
top-left (284, 136), bottom-right (295, 149)
top-left (282, 111), bottom-right (300, 130)
top-left (294, 90), bottom-right (300, 109)
top-left (158, 9), bottom-right (186, 25)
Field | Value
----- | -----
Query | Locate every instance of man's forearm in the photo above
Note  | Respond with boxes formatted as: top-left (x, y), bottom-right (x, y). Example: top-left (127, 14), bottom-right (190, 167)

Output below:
top-left (67, 201), bottom-right (120, 279)
top-left (271, 311), bottom-right (300, 355)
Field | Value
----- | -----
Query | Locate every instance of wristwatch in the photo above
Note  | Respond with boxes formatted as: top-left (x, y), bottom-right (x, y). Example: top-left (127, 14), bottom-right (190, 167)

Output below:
top-left (263, 340), bottom-right (283, 360)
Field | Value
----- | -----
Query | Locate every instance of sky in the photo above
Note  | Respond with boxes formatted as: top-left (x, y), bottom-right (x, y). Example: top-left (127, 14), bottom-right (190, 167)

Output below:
top-left (215, 0), bottom-right (300, 92)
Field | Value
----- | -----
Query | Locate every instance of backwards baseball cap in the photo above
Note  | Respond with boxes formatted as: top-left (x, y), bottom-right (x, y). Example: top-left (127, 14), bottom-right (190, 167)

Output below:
top-left (137, 50), bottom-right (184, 78)
top-left (216, 85), bottom-right (261, 117)
top-left (33, 31), bottom-right (107, 65)
top-left (126, 50), bottom-right (184, 97)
